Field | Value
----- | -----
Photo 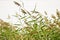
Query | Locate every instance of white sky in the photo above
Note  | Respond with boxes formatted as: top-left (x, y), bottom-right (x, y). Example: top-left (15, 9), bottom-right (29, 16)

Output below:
top-left (0, 0), bottom-right (60, 23)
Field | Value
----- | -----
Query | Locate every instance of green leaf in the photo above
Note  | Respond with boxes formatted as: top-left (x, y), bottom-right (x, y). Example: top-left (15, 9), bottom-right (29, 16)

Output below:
top-left (33, 23), bottom-right (38, 30)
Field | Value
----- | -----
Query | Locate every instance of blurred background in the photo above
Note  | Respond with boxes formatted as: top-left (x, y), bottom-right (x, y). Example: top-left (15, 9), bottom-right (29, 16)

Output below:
top-left (0, 0), bottom-right (60, 23)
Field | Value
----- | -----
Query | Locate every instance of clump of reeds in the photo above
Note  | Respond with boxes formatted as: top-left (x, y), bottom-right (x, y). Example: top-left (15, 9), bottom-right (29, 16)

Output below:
top-left (13, 1), bottom-right (60, 40)
top-left (0, 1), bottom-right (60, 40)
top-left (0, 19), bottom-right (21, 40)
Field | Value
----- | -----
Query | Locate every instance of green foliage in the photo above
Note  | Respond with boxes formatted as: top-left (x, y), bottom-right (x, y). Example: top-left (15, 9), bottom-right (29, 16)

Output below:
top-left (13, 1), bottom-right (60, 40)
top-left (0, 1), bottom-right (60, 40)
top-left (0, 19), bottom-right (20, 40)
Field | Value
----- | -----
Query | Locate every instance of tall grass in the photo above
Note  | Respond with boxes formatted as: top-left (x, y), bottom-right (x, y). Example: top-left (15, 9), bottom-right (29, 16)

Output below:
top-left (0, 1), bottom-right (60, 40)
top-left (0, 19), bottom-right (21, 40)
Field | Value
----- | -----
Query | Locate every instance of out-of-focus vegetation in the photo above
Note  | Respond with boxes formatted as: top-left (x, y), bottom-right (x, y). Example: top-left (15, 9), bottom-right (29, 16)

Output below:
top-left (0, 1), bottom-right (60, 40)
top-left (0, 19), bottom-right (21, 40)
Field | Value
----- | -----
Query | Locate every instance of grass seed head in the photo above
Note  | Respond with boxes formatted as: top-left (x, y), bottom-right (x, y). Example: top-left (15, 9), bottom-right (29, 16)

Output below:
top-left (51, 15), bottom-right (56, 19)
top-left (14, 1), bottom-right (20, 6)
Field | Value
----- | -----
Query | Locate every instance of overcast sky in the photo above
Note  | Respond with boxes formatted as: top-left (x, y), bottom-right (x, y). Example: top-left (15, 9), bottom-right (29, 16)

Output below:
top-left (0, 0), bottom-right (60, 22)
